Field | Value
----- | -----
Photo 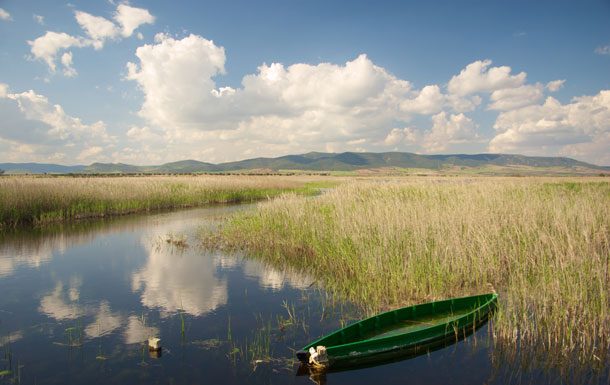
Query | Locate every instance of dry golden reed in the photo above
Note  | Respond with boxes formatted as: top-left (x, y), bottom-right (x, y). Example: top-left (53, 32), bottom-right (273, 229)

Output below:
top-left (213, 177), bottom-right (610, 369)
top-left (0, 175), bottom-right (324, 229)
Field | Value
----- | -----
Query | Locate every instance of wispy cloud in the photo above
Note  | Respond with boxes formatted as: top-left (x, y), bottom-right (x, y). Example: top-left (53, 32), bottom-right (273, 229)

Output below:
top-left (33, 14), bottom-right (44, 25)
top-left (594, 44), bottom-right (610, 55)
top-left (0, 8), bottom-right (12, 21)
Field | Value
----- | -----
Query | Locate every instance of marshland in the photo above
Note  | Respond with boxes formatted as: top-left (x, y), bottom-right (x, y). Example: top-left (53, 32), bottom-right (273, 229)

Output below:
top-left (206, 176), bottom-right (610, 380)
top-left (0, 175), bottom-right (328, 229)
top-left (0, 174), bottom-right (608, 384)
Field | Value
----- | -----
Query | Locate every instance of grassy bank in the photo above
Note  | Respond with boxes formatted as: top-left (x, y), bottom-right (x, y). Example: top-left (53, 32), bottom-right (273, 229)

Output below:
top-left (0, 175), bottom-right (330, 229)
top-left (207, 177), bottom-right (610, 369)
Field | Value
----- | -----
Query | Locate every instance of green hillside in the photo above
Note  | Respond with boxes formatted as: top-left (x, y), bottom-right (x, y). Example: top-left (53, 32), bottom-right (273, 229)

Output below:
top-left (2, 152), bottom-right (608, 175)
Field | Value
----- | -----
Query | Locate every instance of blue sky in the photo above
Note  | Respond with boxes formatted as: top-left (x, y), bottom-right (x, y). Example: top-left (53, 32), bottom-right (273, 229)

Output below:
top-left (0, 0), bottom-right (609, 165)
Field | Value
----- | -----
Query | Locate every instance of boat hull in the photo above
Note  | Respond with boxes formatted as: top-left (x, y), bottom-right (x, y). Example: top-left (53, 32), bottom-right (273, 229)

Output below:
top-left (297, 293), bottom-right (497, 367)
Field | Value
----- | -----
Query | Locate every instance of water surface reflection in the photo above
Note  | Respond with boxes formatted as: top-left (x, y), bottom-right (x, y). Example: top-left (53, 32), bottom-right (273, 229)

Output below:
top-left (0, 206), bottom-right (342, 384)
top-left (0, 206), bottom-right (605, 384)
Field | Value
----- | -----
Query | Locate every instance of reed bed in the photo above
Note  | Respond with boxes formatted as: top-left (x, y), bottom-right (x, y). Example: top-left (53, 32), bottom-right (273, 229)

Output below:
top-left (0, 175), bottom-right (326, 229)
top-left (209, 177), bottom-right (610, 371)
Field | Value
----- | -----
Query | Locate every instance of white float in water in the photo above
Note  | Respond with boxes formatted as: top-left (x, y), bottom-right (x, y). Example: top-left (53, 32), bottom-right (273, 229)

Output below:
top-left (148, 337), bottom-right (161, 351)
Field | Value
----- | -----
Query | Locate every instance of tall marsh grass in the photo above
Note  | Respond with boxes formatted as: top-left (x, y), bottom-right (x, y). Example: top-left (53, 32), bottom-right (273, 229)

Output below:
top-left (0, 175), bottom-right (326, 229)
top-left (210, 177), bottom-right (610, 371)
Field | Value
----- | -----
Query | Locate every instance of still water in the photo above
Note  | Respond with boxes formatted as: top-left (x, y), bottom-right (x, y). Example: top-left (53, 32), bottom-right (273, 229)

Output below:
top-left (0, 205), bottom-right (605, 384)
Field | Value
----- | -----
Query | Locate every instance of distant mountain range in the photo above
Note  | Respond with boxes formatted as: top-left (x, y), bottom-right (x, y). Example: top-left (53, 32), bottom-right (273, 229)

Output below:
top-left (1, 152), bottom-right (608, 175)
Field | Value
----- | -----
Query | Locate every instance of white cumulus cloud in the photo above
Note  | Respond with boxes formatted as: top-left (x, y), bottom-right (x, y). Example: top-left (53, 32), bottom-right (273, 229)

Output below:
top-left (383, 127), bottom-right (419, 146)
top-left (488, 84), bottom-right (544, 111)
top-left (74, 4), bottom-right (153, 46)
top-left (400, 84), bottom-right (481, 114)
top-left (29, 4), bottom-right (154, 76)
top-left (61, 51), bottom-right (78, 77)
top-left (5, 89), bottom-right (112, 142)
top-left (74, 10), bottom-right (119, 49)
top-left (546, 79), bottom-right (565, 92)
top-left (489, 91), bottom-right (610, 164)
top-left (448, 59), bottom-right (526, 96)
top-left (381, 113), bottom-right (479, 154)
top-left (114, 4), bottom-right (155, 38)
top-left (77, 146), bottom-right (104, 161)
top-left (422, 112), bottom-right (478, 152)
top-left (560, 132), bottom-right (610, 166)
top-left (126, 34), bottom-right (413, 160)
top-left (121, 35), bottom-right (610, 164)
top-left (0, 84), bottom-right (115, 163)
top-left (126, 33), bottom-right (229, 130)
top-left (400, 85), bottom-right (445, 115)
top-left (28, 31), bottom-right (88, 73)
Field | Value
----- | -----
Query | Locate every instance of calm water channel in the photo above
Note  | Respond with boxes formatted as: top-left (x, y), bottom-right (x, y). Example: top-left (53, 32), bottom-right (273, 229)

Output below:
top-left (0, 205), bottom-right (606, 384)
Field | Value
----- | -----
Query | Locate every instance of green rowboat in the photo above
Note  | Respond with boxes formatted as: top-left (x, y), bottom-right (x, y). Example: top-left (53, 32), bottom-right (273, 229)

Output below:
top-left (296, 292), bottom-right (498, 368)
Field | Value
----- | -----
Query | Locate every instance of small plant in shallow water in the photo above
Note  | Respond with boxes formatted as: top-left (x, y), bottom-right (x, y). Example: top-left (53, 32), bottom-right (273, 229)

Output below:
top-left (0, 336), bottom-right (12, 379)
top-left (277, 300), bottom-right (309, 335)
top-left (222, 313), bottom-right (299, 373)
top-left (246, 317), bottom-right (272, 364)
top-left (226, 315), bottom-right (241, 366)
top-left (64, 320), bottom-right (83, 347)
top-left (0, 336), bottom-right (24, 385)
top-left (281, 300), bottom-right (296, 324)
top-left (178, 306), bottom-right (187, 343)
top-left (95, 323), bottom-right (108, 361)
top-left (166, 232), bottom-right (188, 248)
